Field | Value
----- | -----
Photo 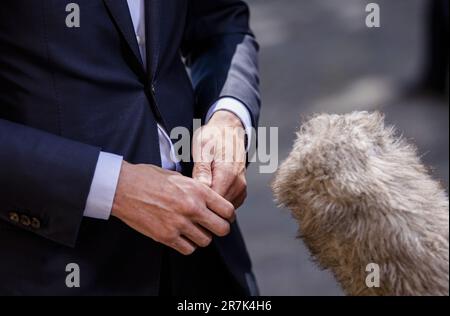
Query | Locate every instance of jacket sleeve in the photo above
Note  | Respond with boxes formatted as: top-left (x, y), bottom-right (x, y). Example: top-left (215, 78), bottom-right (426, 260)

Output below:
top-left (0, 118), bottom-right (100, 247)
top-left (181, 0), bottom-right (261, 128)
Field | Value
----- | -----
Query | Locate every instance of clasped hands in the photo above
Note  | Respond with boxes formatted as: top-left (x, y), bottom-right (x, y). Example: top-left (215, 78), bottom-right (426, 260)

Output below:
top-left (111, 111), bottom-right (247, 255)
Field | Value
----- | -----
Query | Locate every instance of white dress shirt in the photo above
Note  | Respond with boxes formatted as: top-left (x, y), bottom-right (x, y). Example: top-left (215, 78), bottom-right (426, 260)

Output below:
top-left (83, 0), bottom-right (252, 220)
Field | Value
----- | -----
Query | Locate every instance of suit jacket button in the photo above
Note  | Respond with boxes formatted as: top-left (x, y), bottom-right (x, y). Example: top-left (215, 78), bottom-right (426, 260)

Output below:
top-left (8, 212), bottom-right (19, 223)
top-left (20, 215), bottom-right (31, 227)
top-left (31, 217), bottom-right (41, 230)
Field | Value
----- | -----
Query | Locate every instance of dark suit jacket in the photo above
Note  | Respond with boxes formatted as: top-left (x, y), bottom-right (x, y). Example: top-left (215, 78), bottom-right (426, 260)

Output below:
top-left (0, 0), bottom-right (260, 295)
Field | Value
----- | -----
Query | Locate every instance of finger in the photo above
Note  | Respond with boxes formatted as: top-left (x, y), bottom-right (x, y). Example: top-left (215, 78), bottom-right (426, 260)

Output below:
top-left (211, 163), bottom-right (235, 197)
top-left (228, 174), bottom-right (247, 202)
top-left (181, 224), bottom-right (213, 248)
top-left (168, 236), bottom-right (197, 256)
top-left (192, 128), bottom-right (216, 187)
top-left (204, 186), bottom-right (236, 221)
top-left (194, 208), bottom-right (231, 237)
top-left (193, 162), bottom-right (212, 187)
top-left (231, 189), bottom-right (247, 210)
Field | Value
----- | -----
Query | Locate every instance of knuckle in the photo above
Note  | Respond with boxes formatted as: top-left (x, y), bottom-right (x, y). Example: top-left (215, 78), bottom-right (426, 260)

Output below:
top-left (183, 198), bottom-right (199, 215)
top-left (163, 229), bottom-right (179, 244)
top-left (176, 218), bottom-right (189, 231)
top-left (187, 205), bottom-right (202, 218)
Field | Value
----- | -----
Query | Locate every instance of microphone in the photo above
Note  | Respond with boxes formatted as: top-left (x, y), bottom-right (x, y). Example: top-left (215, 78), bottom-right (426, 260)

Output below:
top-left (272, 111), bottom-right (449, 296)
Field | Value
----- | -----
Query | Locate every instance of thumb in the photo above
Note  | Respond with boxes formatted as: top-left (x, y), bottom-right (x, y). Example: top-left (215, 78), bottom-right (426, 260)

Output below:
top-left (193, 162), bottom-right (213, 187)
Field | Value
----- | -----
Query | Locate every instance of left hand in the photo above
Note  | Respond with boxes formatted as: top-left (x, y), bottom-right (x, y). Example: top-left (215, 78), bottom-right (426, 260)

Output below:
top-left (192, 111), bottom-right (248, 211)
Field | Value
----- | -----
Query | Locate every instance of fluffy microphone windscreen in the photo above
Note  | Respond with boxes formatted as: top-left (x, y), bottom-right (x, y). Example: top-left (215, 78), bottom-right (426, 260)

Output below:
top-left (272, 111), bottom-right (449, 296)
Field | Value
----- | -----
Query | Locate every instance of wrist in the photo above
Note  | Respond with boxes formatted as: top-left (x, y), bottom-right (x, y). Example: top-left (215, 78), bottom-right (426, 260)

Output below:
top-left (111, 160), bottom-right (132, 219)
top-left (209, 110), bottom-right (244, 129)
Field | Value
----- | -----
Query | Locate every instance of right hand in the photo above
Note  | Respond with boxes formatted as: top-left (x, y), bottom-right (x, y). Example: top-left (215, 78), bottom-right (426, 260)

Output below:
top-left (111, 161), bottom-right (236, 255)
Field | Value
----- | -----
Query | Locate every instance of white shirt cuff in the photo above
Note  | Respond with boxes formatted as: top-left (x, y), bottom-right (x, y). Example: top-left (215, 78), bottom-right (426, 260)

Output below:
top-left (205, 97), bottom-right (253, 150)
top-left (83, 152), bottom-right (123, 220)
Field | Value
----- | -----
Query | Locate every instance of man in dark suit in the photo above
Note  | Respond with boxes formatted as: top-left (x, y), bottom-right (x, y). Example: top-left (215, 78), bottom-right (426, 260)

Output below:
top-left (0, 0), bottom-right (260, 295)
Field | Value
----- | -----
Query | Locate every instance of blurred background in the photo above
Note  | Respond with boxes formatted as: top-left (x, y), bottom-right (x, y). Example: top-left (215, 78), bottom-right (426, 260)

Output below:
top-left (238, 0), bottom-right (449, 295)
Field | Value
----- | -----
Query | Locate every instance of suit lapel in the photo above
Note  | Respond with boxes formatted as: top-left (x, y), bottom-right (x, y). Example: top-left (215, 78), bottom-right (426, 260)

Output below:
top-left (103, 0), bottom-right (144, 68)
top-left (145, 0), bottom-right (161, 81)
